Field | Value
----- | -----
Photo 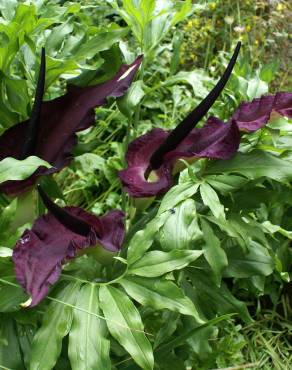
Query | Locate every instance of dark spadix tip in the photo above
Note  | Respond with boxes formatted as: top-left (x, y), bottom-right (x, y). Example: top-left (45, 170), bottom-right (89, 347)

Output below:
top-left (148, 42), bottom-right (241, 172)
top-left (37, 185), bottom-right (91, 237)
top-left (21, 47), bottom-right (46, 159)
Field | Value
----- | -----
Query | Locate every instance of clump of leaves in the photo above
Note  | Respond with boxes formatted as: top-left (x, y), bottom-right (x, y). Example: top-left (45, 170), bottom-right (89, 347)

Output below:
top-left (0, 1), bottom-right (292, 370)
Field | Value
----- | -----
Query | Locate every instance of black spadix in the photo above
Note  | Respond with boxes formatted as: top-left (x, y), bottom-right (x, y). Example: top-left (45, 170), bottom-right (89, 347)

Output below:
top-left (147, 42), bottom-right (241, 173)
top-left (21, 48), bottom-right (46, 159)
top-left (37, 184), bottom-right (91, 237)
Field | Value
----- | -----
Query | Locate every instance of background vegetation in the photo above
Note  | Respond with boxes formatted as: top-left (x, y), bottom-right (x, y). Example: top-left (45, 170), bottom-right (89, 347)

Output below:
top-left (0, 1), bottom-right (291, 369)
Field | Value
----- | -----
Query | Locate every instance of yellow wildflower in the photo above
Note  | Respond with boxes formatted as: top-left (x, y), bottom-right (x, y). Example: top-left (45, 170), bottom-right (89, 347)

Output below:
top-left (276, 3), bottom-right (285, 11)
top-left (209, 2), bottom-right (217, 10)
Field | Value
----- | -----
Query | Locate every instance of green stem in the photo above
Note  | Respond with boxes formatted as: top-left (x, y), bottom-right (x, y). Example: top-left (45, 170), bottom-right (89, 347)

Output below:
top-left (0, 193), bottom-right (9, 207)
top-left (11, 189), bottom-right (37, 230)
top-left (237, 0), bottom-right (241, 25)
top-left (133, 61), bottom-right (145, 133)
top-left (121, 57), bottom-right (146, 216)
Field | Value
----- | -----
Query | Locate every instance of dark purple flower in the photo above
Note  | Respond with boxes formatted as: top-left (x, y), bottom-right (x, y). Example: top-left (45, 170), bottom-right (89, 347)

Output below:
top-left (12, 186), bottom-right (125, 307)
top-left (119, 119), bottom-right (240, 197)
top-left (0, 50), bottom-right (142, 196)
top-left (119, 43), bottom-right (242, 198)
top-left (120, 42), bottom-right (292, 198)
top-left (231, 92), bottom-right (292, 132)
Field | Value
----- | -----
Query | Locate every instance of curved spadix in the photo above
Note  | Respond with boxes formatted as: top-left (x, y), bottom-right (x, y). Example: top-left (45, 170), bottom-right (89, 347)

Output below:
top-left (148, 42), bottom-right (241, 173)
top-left (21, 48), bottom-right (46, 159)
top-left (37, 185), bottom-right (91, 237)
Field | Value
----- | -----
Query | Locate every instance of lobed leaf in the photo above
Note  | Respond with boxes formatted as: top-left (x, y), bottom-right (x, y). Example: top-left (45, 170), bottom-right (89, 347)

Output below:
top-left (99, 285), bottom-right (154, 370)
top-left (119, 276), bottom-right (202, 320)
top-left (0, 156), bottom-right (51, 184)
top-left (68, 284), bottom-right (111, 370)
top-left (160, 199), bottom-right (202, 251)
top-left (127, 212), bottom-right (169, 264)
top-left (206, 150), bottom-right (292, 183)
top-left (128, 249), bottom-right (203, 277)
top-left (200, 182), bottom-right (226, 220)
top-left (29, 282), bottom-right (80, 370)
top-left (201, 219), bottom-right (228, 286)
top-left (158, 182), bottom-right (199, 215)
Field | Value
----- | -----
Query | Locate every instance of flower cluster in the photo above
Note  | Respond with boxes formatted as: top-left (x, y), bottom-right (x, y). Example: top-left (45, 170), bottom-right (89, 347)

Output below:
top-left (5, 49), bottom-right (141, 306)
top-left (5, 42), bottom-right (292, 307)
top-left (119, 91), bottom-right (292, 198)
top-left (0, 50), bottom-right (142, 195)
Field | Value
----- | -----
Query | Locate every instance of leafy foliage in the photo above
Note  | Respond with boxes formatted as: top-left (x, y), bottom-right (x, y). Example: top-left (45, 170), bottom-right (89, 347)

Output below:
top-left (0, 1), bottom-right (291, 369)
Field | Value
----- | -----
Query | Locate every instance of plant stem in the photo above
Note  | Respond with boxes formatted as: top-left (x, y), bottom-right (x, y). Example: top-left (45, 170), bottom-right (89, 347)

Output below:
top-left (11, 189), bottom-right (37, 230)
top-left (211, 364), bottom-right (259, 370)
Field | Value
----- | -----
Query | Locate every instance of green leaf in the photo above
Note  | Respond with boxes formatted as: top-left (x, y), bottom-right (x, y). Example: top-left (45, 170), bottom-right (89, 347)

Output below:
top-left (0, 0), bottom-right (17, 20)
top-left (113, 0), bottom-right (191, 54)
top-left (45, 21), bottom-right (74, 54)
top-left (187, 270), bottom-right (252, 323)
top-left (119, 276), bottom-right (202, 320)
top-left (160, 199), bottom-right (202, 251)
top-left (200, 182), bottom-right (225, 220)
top-left (154, 311), bottom-right (179, 348)
top-left (0, 315), bottom-right (23, 370)
top-left (0, 247), bottom-right (12, 258)
top-left (45, 57), bottom-right (79, 88)
top-left (0, 156), bottom-right (51, 184)
top-left (204, 215), bottom-right (250, 251)
top-left (0, 260), bottom-right (28, 313)
top-left (158, 182), bottom-right (199, 215)
top-left (127, 212), bottom-right (169, 264)
top-left (246, 76), bottom-right (268, 100)
top-left (122, 315), bottom-right (233, 370)
top-left (170, 31), bottom-right (183, 75)
top-left (261, 220), bottom-right (292, 239)
top-left (3, 76), bottom-right (30, 116)
top-left (200, 219), bottom-right (228, 285)
top-left (0, 98), bottom-right (18, 129)
top-left (206, 174), bottom-right (248, 195)
top-left (224, 241), bottom-right (274, 278)
top-left (68, 284), bottom-right (111, 370)
top-left (171, 0), bottom-right (192, 26)
top-left (73, 27), bottom-right (129, 60)
top-left (128, 249), bottom-right (202, 277)
top-left (0, 21), bottom-right (20, 72)
top-left (113, 0), bottom-right (155, 45)
top-left (260, 62), bottom-right (279, 83)
top-left (205, 151), bottom-right (292, 183)
top-left (155, 314), bottom-right (234, 356)
top-left (99, 285), bottom-right (154, 370)
top-left (75, 153), bottom-right (105, 173)
top-left (165, 70), bottom-right (211, 98)
top-left (117, 80), bottom-right (145, 119)
top-left (29, 282), bottom-right (80, 370)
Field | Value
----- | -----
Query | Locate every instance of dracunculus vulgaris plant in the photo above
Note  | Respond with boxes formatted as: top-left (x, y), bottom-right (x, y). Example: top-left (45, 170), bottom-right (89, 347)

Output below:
top-left (0, 48), bottom-right (142, 196)
top-left (12, 185), bottom-right (125, 307)
top-left (119, 42), bottom-right (292, 198)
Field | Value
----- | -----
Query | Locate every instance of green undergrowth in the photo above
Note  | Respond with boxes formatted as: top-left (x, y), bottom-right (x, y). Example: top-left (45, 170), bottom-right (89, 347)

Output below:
top-left (0, 1), bottom-right (291, 369)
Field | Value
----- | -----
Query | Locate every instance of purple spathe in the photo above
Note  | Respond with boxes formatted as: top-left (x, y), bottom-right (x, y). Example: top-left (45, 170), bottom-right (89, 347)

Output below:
top-left (232, 92), bottom-right (292, 132)
top-left (119, 92), bottom-right (292, 198)
top-left (0, 56), bottom-right (142, 195)
top-left (119, 119), bottom-right (240, 197)
top-left (12, 208), bottom-right (125, 307)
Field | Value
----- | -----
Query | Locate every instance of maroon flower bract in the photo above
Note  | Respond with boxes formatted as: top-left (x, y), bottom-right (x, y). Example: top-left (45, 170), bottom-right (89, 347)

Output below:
top-left (119, 44), bottom-right (242, 198)
top-left (13, 188), bottom-right (125, 307)
top-left (119, 119), bottom-right (240, 197)
top-left (0, 54), bottom-right (142, 196)
top-left (119, 91), bottom-right (292, 198)
top-left (232, 92), bottom-right (292, 132)
top-left (119, 128), bottom-right (172, 197)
